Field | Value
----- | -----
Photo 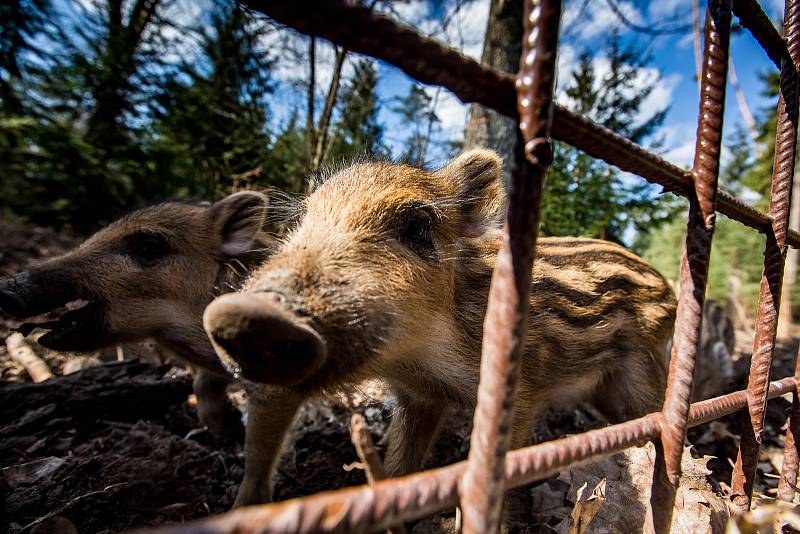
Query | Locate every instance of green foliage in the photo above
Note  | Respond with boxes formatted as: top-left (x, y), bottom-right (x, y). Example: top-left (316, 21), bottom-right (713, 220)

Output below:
top-left (392, 84), bottom-right (441, 166)
top-left (541, 35), bottom-right (679, 247)
top-left (262, 113), bottom-right (309, 194)
top-left (150, 2), bottom-right (274, 198)
top-left (643, 216), bottom-right (765, 314)
top-left (1, 0), bottom-right (176, 232)
top-left (331, 59), bottom-right (385, 156)
top-left (1, 0), bottom-right (391, 231)
top-left (0, 0), bottom-right (52, 114)
top-left (643, 68), bottom-right (787, 315)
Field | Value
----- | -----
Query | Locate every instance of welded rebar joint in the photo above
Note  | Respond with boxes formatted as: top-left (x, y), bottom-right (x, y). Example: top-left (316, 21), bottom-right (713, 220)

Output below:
top-left (459, 1), bottom-right (561, 533)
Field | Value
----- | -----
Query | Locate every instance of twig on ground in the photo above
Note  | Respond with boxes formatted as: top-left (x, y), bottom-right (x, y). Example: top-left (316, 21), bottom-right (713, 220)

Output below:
top-left (349, 413), bottom-right (407, 534)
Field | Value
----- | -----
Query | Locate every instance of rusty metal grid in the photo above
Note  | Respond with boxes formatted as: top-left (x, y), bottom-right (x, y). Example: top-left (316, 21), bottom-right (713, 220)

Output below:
top-left (150, 0), bottom-right (800, 532)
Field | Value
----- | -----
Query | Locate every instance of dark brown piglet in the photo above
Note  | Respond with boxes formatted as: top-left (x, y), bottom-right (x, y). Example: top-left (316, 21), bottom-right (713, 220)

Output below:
top-left (0, 192), bottom-right (274, 439)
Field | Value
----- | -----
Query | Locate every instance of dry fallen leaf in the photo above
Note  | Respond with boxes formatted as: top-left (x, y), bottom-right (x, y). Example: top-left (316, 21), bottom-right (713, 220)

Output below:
top-left (725, 500), bottom-right (800, 534)
top-left (529, 443), bottom-right (727, 534)
top-left (569, 479), bottom-right (607, 534)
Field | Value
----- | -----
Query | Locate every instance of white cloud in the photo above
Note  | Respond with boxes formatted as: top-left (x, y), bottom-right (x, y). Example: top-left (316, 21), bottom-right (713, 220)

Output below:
top-left (660, 122), bottom-right (696, 168)
top-left (260, 28), bottom-right (358, 109)
top-left (647, 0), bottom-right (693, 20)
top-left (561, 0), bottom-right (643, 42)
top-left (157, 0), bottom-right (210, 64)
top-left (556, 50), bottom-right (682, 129)
top-left (426, 86), bottom-right (467, 136)
top-left (377, 0), bottom-right (489, 59)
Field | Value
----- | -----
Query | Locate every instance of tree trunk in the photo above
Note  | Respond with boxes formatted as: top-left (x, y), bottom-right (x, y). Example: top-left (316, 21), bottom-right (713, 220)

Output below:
top-left (463, 0), bottom-right (523, 186)
top-left (307, 36), bottom-right (316, 170)
top-left (310, 47), bottom-right (347, 178)
top-left (85, 0), bottom-right (160, 147)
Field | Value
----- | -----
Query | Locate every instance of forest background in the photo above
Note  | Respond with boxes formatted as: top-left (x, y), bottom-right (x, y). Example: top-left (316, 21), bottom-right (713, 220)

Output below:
top-left (0, 0), bottom-right (792, 329)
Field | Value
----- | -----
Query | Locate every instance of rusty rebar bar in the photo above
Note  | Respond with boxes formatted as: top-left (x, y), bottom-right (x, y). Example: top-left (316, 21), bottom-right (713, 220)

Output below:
top-left (150, 375), bottom-right (800, 534)
top-left (777, 0), bottom-right (800, 505)
top-left (730, 0), bottom-right (800, 513)
top-left (780, 389), bottom-right (800, 502)
top-left (651, 2), bottom-right (731, 532)
top-left (245, 0), bottom-right (800, 249)
top-left (459, 1), bottom-right (561, 531)
top-left (149, 414), bottom-right (660, 534)
top-left (732, 0), bottom-right (791, 70)
top-left (133, 2), bottom-right (800, 532)
top-left (688, 376), bottom-right (797, 426)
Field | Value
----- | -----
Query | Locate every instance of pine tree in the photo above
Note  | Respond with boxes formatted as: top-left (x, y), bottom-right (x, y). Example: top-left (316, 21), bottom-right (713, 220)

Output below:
top-left (0, 0), bottom-right (52, 115)
top-left (150, 1), bottom-right (274, 198)
top-left (542, 36), bottom-right (677, 247)
top-left (393, 84), bottom-right (440, 166)
top-left (263, 113), bottom-right (309, 194)
top-left (0, 0), bottom-right (171, 231)
top-left (331, 59), bottom-right (385, 156)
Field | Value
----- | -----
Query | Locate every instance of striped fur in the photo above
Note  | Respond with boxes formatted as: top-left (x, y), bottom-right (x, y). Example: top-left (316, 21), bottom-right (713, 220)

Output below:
top-left (226, 150), bottom-right (677, 506)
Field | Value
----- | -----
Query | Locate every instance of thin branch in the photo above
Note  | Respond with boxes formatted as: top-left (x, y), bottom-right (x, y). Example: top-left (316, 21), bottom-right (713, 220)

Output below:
top-left (728, 55), bottom-right (759, 144)
top-left (604, 0), bottom-right (693, 36)
top-left (310, 46), bottom-right (347, 177)
top-left (349, 413), bottom-right (407, 534)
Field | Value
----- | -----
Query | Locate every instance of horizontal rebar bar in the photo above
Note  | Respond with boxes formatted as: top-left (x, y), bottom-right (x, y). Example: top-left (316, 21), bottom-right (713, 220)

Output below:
top-left (245, 0), bottom-right (800, 249)
top-left (732, 0), bottom-right (791, 71)
top-left (688, 376), bottom-right (797, 426)
top-left (149, 378), bottom-right (798, 534)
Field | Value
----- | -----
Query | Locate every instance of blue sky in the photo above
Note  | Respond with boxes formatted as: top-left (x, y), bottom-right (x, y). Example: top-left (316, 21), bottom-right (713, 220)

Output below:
top-left (357, 0), bottom-right (787, 169)
top-left (61, 0), bottom-right (787, 172)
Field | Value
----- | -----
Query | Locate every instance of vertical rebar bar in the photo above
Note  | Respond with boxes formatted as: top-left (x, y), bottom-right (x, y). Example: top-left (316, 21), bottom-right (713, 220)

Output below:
top-left (736, 0), bottom-right (800, 510)
top-left (777, 0), bottom-right (800, 505)
top-left (459, 1), bottom-right (561, 532)
top-left (651, 1), bottom-right (731, 531)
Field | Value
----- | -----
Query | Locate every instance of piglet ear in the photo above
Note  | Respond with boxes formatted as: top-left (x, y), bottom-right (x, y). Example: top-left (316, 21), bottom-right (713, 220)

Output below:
top-left (211, 191), bottom-right (268, 256)
top-left (437, 149), bottom-right (505, 237)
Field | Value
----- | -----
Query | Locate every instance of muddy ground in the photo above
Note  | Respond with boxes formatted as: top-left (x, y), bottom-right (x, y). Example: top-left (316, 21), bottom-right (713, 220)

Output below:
top-left (0, 221), bottom-right (796, 533)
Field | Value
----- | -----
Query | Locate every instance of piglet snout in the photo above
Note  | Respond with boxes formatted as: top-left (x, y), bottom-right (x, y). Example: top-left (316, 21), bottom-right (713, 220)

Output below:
top-left (0, 272), bottom-right (36, 318)
top-left (203, 293), bottom-right (326, 386)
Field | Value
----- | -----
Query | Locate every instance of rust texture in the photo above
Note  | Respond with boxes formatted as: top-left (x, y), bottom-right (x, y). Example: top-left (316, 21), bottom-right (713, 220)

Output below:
top-left (150, 414), bottom-right (659, 534)
top-left (688, 376), bottom-right (797, 427)
top-left (780, 391), bottom-right (800, 501)
top-left (731, 0), bottom-right (800, 512)
top-left (151, 377), bottom-right (800, 534)
top-left (732, 0), bottom-right (791, 70)
top-left (247, 0), bottom-right (800, 249)
top-left (459, 1), bottom-right (561, 532)
top-left (779, 0), bottom-right (800, 504)
top-left (651, 3), bottom-right (731, 531)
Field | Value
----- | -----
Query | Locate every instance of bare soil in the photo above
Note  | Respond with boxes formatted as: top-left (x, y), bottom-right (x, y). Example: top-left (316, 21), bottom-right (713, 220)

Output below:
top-left (0, 221), bottom-right (796, 533)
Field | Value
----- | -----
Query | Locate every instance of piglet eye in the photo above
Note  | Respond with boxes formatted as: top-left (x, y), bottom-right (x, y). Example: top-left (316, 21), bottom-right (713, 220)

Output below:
top-left (126, 233), bottom-right (170, 265)
top-left (398, 208), bottom-right (435, 258)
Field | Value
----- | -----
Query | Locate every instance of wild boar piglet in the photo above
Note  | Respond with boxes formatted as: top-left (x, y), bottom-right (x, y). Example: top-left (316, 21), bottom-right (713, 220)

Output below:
top-left (204, 149), bottom-right (677, 505)
top-left (0, 192), bottom-right (273, 437)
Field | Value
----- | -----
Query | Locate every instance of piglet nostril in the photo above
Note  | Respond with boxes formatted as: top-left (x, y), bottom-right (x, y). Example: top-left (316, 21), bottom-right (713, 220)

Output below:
top-left (203, 293), bottom-right (326, 386)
